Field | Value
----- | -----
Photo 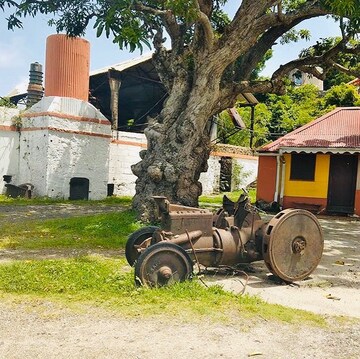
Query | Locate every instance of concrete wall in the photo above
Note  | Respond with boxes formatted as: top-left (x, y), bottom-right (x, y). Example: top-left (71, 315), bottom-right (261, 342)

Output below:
top-left (199, 156), bottom-right (221, 195)
top-left (18, 126), bottom-right (49, 196)
top-left (109, 131), bottom-right (147, 196)
top-left (0, 107), bottom-right (20, 194)
top-left (109, 132), bottom-right (258, 196)
top-left (45, 131), bottom-right (110, 199)
top-left (18, 97), bottom-right (112, 199)
top-left (289, 69), bottom-right (323, 90)
top-left (283, 153), bottom-right (330, 199)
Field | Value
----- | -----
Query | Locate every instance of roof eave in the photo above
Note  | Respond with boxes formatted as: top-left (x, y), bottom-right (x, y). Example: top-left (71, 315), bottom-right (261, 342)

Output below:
top-left (279, 146), bottom-right (360, 154)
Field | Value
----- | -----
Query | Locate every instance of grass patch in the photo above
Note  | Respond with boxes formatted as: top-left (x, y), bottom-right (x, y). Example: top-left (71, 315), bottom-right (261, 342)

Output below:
top-left (199, 188), bottom-right (256, 206)
top-left (0, 195), bottom-right (133, 206)
top-left (0, 210), bottom-right (141, 250)
top-left (0, 257), bottom-right (326, 326)
top-left (0, 190), bottom-right (256, 251)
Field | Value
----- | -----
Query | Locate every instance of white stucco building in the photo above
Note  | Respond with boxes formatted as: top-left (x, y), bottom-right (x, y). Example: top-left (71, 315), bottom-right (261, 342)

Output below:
top-left (0, 101), bottom-right (258, 199)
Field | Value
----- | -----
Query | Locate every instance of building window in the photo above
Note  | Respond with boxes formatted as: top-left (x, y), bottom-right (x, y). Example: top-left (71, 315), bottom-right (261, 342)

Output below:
top-left (290, 153), bottom-right (316, 181)
top-left (292, 70), bottom-right (303, 86)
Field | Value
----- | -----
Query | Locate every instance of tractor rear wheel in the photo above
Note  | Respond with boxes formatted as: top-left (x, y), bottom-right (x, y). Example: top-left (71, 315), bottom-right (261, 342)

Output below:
top-left (125, 226), bottom-right (159, 266)
top-left (262, 209), bottom-right (323, 282)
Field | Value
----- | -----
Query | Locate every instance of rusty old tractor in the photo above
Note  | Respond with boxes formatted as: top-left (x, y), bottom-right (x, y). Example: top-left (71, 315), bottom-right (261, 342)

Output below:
top-left (125, 194), bottom-right (324, 287)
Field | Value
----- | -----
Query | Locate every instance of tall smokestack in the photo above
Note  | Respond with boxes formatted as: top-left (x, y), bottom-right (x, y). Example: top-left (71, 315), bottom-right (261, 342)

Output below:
top-left (26, 62), bottom-right (43, 107)
top-left (44, 34), bottom-right (90, 101)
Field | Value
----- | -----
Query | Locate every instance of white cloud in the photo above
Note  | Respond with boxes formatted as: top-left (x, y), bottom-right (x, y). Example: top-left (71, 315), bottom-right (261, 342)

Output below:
top-left (6, 76), bottom-right (28, 97)
top-left (0, 37), bottom-right (24, 69)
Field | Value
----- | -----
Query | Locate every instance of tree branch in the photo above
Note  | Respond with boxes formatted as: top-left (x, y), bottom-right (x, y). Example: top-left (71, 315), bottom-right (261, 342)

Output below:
top-left (133, 1), bottom-right (181, 53)
top-left (233, 17), bottom-right (308, 82)
top-left (218, 33), bottom-right (360, 112)
top-left (297, 65), bottom-right (326, 80)
top-left (215, 78), bottom-right (284, 112)
top-left (271, 37), bottom-right (351, 80)
top-left (328, 61), bottom-right (360, 78)
top-left (191, 0), bottom-right (215, 54)
top-left (212, 0), bottom-right (328, 73)
top-left (197, 0), bottom-right (212, 17)
top-left (232, 0), bottom-right (279, 26)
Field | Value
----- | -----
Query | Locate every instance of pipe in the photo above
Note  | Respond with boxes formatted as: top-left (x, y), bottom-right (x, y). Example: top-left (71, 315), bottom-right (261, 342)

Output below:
top-left (279, 150), bottom-right (286, 206)
top-left (274, 155), bottom-right (281, 202)
top-left (170, 230), bottom-right (203, 245)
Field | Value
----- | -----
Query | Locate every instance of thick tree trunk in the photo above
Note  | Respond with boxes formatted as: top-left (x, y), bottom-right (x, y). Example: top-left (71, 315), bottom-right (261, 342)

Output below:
top-left (131, 68), bottom-right (219, 221)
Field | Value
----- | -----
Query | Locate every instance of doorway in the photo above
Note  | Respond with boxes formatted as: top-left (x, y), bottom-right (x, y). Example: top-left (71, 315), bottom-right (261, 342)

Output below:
top-left (69, 177), bottom-right (89, 200)
top-left (219, 157), bottom-right (232, 192)
top-left (327, 154), bottom-right (358, 214)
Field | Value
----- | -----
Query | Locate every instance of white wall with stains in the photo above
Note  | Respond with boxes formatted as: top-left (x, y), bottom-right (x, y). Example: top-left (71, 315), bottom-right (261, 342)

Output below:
top-left (2, 97), bottom-right (112, 199)
top-left (0, 107), bottom-right (20, 194)
top-left (108, 132), bottom-right (258, 197)
top-left (1, 99), bottom-right (258, 199)
top-left (109, 131), bottom-right (147, 196)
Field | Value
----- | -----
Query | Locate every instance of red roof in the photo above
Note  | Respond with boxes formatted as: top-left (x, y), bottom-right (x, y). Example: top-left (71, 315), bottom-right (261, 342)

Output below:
top-left (261, 107), bottom-right (360, 152)
top-left (348, 78), bottom-right (360, 86)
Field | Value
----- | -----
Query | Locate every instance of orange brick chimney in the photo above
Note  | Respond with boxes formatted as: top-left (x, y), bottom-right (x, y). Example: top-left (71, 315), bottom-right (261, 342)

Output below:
top-left (45, 34), bottom-right (90, 101)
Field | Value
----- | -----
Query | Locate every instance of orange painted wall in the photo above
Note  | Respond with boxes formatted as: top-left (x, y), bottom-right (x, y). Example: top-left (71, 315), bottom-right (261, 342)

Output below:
top-left (256, 155), bottom-right (277, 202)
top-left (355, 191), bottom-right (360, 216)
top-left (45, 34), bottom-right (90, 101)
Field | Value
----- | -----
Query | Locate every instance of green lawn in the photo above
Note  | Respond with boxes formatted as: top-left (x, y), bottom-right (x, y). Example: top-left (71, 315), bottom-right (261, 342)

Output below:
top-left (0, 256), bottom-right (326, 325)
top-left (0, 189), bottom-right (255, 207)
top-left (0, 210), bottom-right (141, 250)
top-left (0, 191), bottom-right (257, 251)
top-left (199, 188), bottom-right (256, 206)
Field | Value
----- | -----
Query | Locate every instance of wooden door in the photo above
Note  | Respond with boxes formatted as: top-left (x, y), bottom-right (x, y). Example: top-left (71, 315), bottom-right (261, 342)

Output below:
top-left (327, 154), bottom-right (358, 214)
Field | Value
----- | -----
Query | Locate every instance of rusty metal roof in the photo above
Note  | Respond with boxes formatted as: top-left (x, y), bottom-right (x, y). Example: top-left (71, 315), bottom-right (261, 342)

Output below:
top-left (348, 78), bottom-right (360, 86)
top-left (260, 107), bottom-right (360, 152)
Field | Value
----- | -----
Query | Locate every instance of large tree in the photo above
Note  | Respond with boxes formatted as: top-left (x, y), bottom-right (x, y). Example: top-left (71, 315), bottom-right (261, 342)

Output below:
top-left (2, 1), bottom-right (360, 220)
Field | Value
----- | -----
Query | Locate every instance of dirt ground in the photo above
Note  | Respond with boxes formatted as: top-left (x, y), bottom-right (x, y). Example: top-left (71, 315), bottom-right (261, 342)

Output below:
top-left (0, 204), bottom-right (359, 358)
top-left (1, 300), bottom-right (359, 359)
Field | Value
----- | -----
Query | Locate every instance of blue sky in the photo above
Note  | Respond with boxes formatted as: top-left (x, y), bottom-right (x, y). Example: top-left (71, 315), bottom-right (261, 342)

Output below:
top-left (0, 5), bottom-right (341, 97)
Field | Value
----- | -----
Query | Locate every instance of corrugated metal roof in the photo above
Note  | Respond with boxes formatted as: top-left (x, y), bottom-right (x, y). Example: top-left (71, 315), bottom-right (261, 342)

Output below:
top-left (261, 107), bottom-right (360, 152)
top-left (90, 53), bottom-right (153, 76)
top-left (6, 54), bottom-right (155, 98)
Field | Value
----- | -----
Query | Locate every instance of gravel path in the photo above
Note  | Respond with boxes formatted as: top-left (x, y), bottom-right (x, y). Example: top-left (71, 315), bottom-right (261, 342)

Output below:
top-left (0, 301), bottom-right (359, 359)
top-left (0, 203), bottom-right (125, 222)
